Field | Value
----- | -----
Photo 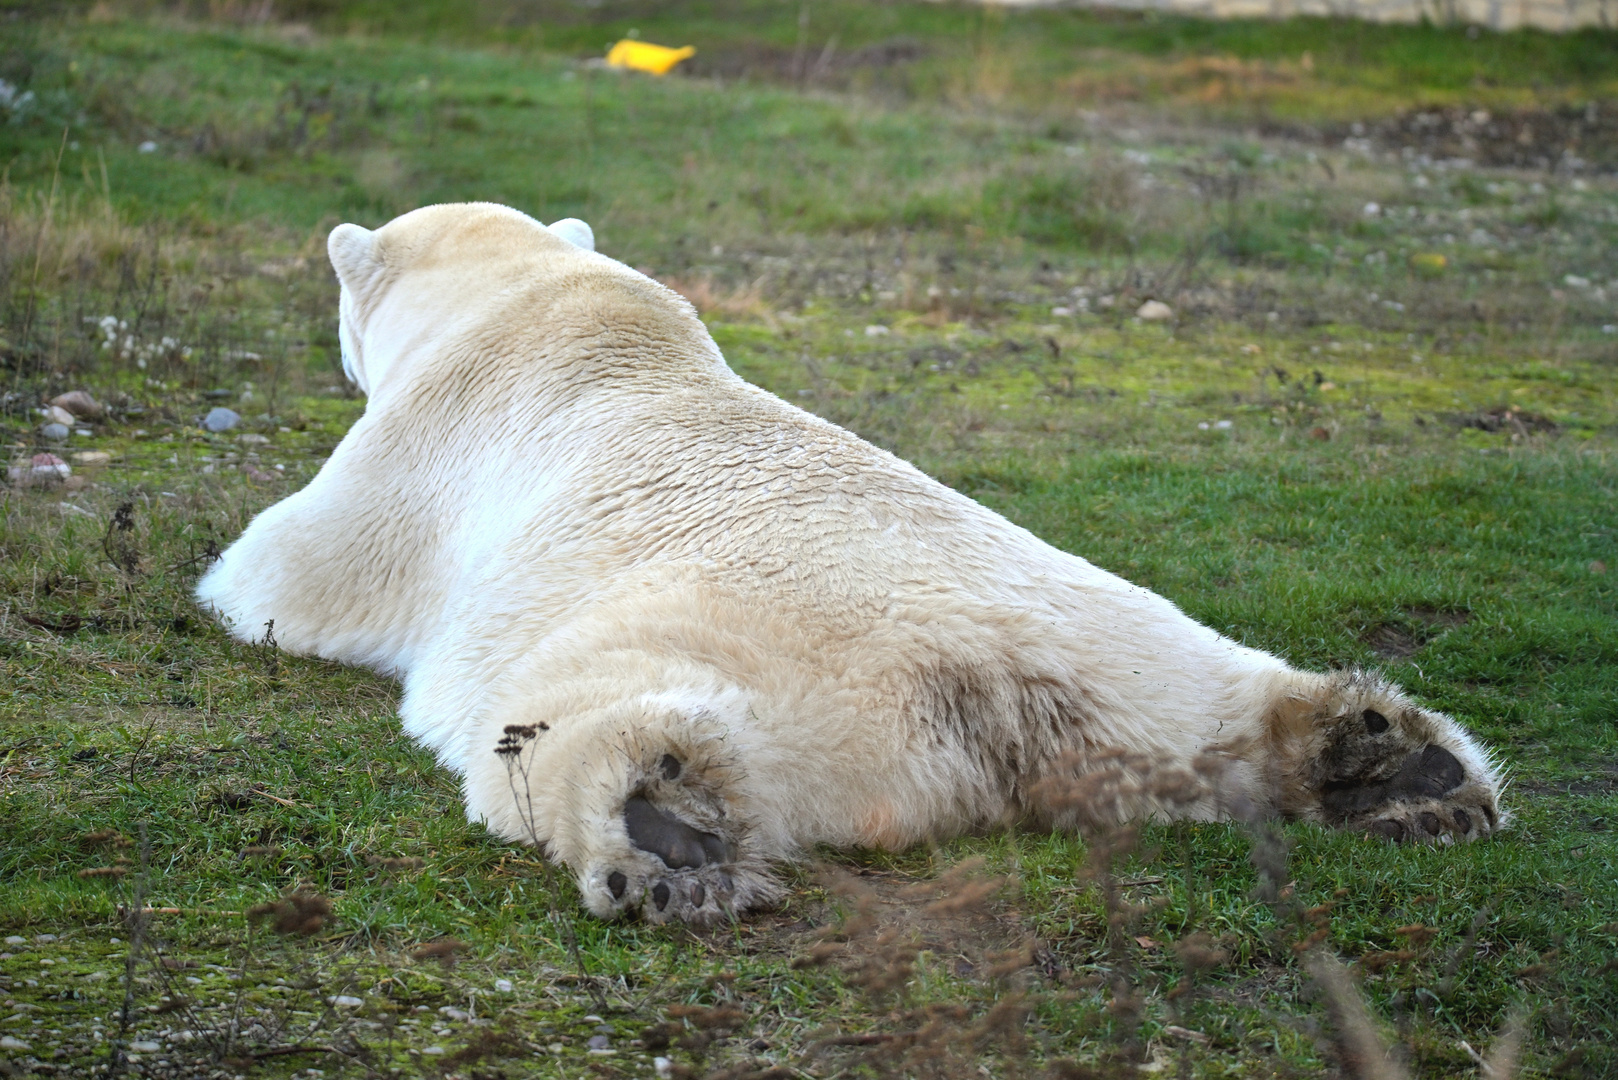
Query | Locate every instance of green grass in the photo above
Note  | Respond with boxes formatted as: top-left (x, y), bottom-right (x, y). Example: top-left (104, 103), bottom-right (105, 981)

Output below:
top-left (0, 4), bottom-right (1616, 1079)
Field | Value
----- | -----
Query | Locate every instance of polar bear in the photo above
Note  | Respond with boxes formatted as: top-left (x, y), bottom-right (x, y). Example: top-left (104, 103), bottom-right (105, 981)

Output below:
top-left (197, 203), bottom-right (1505, 925)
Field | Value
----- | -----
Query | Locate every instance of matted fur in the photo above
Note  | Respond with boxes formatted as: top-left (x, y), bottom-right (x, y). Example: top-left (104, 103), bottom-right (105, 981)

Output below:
top-left (197, 203), bottom-right (1506, 924)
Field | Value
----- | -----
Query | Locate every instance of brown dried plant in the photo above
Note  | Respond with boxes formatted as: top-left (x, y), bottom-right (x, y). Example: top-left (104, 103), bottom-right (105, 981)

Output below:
top-left (247, 888), bottom-right (333, 936)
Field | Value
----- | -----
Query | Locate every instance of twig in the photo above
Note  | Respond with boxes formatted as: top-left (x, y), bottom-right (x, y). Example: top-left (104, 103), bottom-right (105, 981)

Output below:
top-left (109, 822), bottom-right (150, 1079)
top-left (251, 1044), bottom-right (340, 1059)
top-left (499, 724), bottom-right (606, 1010)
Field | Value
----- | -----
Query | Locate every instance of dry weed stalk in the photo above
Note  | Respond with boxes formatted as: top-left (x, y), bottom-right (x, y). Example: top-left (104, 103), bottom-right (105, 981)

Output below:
top-left (496, 721), bottom-right (608, 1010)
top-left (777, 858), bottom-right (1045, 1080)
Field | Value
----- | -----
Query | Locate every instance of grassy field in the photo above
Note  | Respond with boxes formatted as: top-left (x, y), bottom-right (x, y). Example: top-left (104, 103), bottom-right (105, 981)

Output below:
top-left (1, 3), bottom-right (1616, 1078)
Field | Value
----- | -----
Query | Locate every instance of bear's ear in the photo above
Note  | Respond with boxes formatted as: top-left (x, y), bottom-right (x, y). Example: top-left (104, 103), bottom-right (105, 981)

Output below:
top-left (546, 218), bottom-right (594, 252)
top-left (327, 223), bottom-right (381, 290)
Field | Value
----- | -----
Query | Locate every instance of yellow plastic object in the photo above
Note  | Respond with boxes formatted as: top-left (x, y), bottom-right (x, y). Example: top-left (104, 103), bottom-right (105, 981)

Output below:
top-left (605, 40), bottom-right (696, 76)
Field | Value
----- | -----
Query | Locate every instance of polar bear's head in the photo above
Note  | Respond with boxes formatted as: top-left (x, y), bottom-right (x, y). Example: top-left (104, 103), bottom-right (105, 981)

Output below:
top-left (327, 204), bottom-right (601, 396)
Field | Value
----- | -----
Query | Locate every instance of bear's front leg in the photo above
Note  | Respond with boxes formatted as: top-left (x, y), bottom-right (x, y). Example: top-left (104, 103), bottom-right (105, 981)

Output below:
top-left (462, 689), bottom-right (786, 926)
top-left (1268, 670), bottom-right (1507, 843)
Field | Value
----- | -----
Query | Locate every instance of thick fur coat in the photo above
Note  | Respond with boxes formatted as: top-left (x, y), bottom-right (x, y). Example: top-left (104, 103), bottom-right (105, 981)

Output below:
top-left (197, 204), bottom-right (1505, 923)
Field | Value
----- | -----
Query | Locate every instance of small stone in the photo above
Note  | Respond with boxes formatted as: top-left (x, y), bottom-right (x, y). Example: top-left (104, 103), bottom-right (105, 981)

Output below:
top-left (32, 934), bottom-right (56, 943)
top-left (594, 1024), bottom-right (614, 1035)
top-left (587, 1035), bottom-right (611, 1050)
top-left (41, 405), bottom-right (76, 427)
top-left (237, 433), bottom-right (270, 446)
top-left (494, 979), bottom-right (513, 992)
top-left (583, 1014), bottom-right (604, 1024)
top-left (1135, 299), bottom-right (1174, 322)
top-left (40, 423), bottom-right (71, 441)
top-left (863, 324), bottom-right (890, 337)
top-left (655, 1056), bottom-right (674, 1078)
top-left (438, 1007), bottom-right (469, 1022)
top-left (50, 391), bottom-right (103, 420)
top-left (4, 936), bottom-right (24, 945)
top-left (72, 451), bottom-right (113, 467)
top-left (329, 995), bottom-right (363, 1007)
top-left (0, 1036), bottom-right (31, 1051)
top-left (203, 407), bottom-right (241, 433)
top-left (129, 1041), bottom-right (161, 1053)
top-left (422, 1046), bottom-right (445, 1056)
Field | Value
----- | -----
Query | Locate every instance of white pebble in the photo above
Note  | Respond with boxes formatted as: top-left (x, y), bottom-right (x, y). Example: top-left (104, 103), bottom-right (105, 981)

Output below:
top-left (655, 1056), bottom-right (674, 1078)
top-left (494, 979), bottom-right (513, 992)
top-left (329, 995), bottom-right (364, 1008)
top-left (129, 1041), bottom-right (162, 1052)
top-left (203, 407), bottom-right (241, 433)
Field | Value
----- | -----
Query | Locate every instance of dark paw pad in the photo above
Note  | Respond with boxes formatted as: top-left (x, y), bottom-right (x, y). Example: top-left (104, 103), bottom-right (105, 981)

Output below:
top-left (624, 796), bottom-right (730, 870)
top-left (607, 871), bottom-right (627, 900)
top-left (1322, 744), bottom-right (1467, 822)
top-left (652, 882), bottom-right (671, 911)
top-left (1395, 745), bottom-right (1465, 799)
top-left (1369, 819), bottom-right (1405, 841)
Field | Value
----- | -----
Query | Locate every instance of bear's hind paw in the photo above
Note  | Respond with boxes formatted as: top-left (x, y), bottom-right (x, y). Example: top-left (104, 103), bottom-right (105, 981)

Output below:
top-left (1311, 707), bottom-right (1503, 844)
top-left (582, 756), bottom-right (782, 925)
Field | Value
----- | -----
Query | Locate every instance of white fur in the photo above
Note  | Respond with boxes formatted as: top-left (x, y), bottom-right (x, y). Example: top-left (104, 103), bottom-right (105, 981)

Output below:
top-left (197, 203), bottom-right (1504, 921)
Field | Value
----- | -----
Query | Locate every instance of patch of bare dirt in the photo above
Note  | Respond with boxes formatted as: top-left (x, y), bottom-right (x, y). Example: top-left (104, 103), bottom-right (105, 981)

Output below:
top-left (1318, 101), bottom-right (1618, 172)
top-left (1365, 607), bottom-right (1471, 660)
top-left (681, 38), bottom-right (926, 88)
top-left (1448, 405), bottom-right (1559, 436)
